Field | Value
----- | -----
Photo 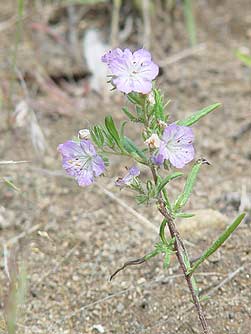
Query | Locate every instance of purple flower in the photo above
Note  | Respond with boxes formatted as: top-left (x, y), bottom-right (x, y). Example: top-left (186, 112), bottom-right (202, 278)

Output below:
top-left (115, 166), bottom-right (140, 187)
top-left (58, 140), bottom-right (105, 186)
top-left (102, 48), bottom-right (159, 94)
top-left (152, 124), bottom-right (195, 169)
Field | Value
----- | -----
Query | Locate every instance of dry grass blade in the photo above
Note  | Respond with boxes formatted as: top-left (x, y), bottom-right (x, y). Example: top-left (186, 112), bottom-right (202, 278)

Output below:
top-left (0, 161), bottom-right (29, 165)
top-left (158, 43), bottom-right (206, 67)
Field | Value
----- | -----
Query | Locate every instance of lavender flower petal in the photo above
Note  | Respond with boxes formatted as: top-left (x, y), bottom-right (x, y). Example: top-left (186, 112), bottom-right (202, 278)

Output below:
top-left (115, 166), bottom-right (140, 187)
top-left (152, 124), bottom-right (195, 168)
top-left (58, 139), bottom-right (105, 187)
top-left (102, 48), bottom-right (159, 94)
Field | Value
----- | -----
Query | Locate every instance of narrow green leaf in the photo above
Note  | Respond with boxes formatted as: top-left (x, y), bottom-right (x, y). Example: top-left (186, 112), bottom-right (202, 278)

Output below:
top-left (159, 219), bottom-right (168, 245)
top-left (136, 105), bottom-right (144, 121)
top-left (102, 126), bottom-right (115, 148)
top-left (2, 177), bottom-right (20, 192)
top-left (191, 276), bottom-right (199, 296)
top-left (174, 160), bottom-right (203, 212)
top-left (144, 249), bottom-right (160, 261)
top-left (105, 116), bottom-right (123, 150)
top-left (236, 50), bottom-right (251, 67)
top-left (183, 0), bottom-right (197, 46)
top-left (188, 213), bottom-right (246, 275)
top-left (156, 172), bottom-right (183, 195)
top-left (120, 121), bottom-right (127, 138)
top-left (122, 107), bottom-right (138, 122)
top-left (153, 89), bottom-right (164, 120)
top-left (135, 194), bottom-right (148, 204)
top-left (162, 188), bottom-right (172, 211)
top-left (163, 252), bottom-right (171, 269)
top-left (177, 103), bottom-right (221, 127)
top-left (122, 136), bottom-right (147, 162)
top-left (175, 212), bottom-right (195, 218)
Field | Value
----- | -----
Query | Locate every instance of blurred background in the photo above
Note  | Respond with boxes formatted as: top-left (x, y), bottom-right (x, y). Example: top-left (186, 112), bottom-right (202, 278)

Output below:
top-left (0, 1), bottom-right (251, 333)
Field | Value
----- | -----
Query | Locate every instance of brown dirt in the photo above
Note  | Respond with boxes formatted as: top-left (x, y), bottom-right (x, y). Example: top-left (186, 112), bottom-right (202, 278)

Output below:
top-left (0, 1), bottom-right (251, 334)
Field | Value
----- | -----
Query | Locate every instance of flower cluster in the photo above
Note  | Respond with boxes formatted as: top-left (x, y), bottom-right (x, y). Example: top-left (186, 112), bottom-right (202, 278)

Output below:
top-left (58, 48), bottom-right (195, 186)
top-left (102, 48), bottom-right (159, 94)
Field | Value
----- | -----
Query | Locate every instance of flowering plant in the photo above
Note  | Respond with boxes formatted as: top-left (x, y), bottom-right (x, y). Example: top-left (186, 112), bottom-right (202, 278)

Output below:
top-left (58, 48), bottom-right (245, 334)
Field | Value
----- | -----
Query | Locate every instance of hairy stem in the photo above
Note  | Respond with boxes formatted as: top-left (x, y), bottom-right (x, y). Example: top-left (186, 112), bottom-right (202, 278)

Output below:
top-left (151, 166), bottom-right (210, 334)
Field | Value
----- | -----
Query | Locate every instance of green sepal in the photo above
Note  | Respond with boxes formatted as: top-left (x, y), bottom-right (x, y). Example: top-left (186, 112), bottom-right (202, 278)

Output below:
top-left (177, 103), bottom-right (221, 127)
top-left (135, 194), bottom-right (148, 204)
top-left (156, 172), bottom-right (183, 195)
top-left (105, 116), bottom-right (123, 151)
top-left (187, 213), bottom-right (246, 275)
top-left (90, 125), bottom-right (104, 148)
top-left (174, 160), bottom-right (203, 212)
top-left (127, 92), bottom-right (146, 106)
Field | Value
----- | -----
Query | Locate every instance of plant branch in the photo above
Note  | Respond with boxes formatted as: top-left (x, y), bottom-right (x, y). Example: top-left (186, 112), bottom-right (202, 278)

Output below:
top-left (151, 166), bottom-right (210, 334)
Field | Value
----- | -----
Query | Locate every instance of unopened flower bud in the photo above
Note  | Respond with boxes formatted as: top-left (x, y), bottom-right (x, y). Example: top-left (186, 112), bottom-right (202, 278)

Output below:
top-left (148, 91), bottom-right (155, 105)
top-left (78, 129), bottom-right (91, 140)
top-left (144, 133), bottom-right (161, 149)
top-left (157, 120), bottom-right (167, 128)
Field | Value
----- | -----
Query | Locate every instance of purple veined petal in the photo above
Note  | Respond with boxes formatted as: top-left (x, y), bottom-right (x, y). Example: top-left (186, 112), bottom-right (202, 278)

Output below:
top-left (58, 138), bottom-right (106, 186)
top-left (109, 59), bottom-right (129, 76)
top-left (57, 140), bottom-right (82, 157)
top-left (168, 145), bottom-right (195, 169)
top-left (128, 166), bottom-right (140, 177)
top-left (102, 47), bottom-right (159, 94)
top-left (133, 48), bottom-right (152, 62)
top-left (152, 125), bottom-right (195, 168)
top-left (80, 139), bottom-right (97, 156)
top-left (92, 155), bottom-right (105, 177)
top-left (101, 48), bottom-right (124, 64)
top-left (113, 76), bottom-right (133, 94)
top-left (115, 166), bottom-right (140, 187)
top-left (61, 157), bottom-right (80, 177)
top-left (131, 78), bottom-right (152, 94)
top-left (123, 48), bottom-right (133, 59)
top-left (152, 141), bottom-right (169, 165)
top-left (115, 177), bottom-right (124, 187)
top-left (152, 153), bottom-right (164, 165)
top-left (162, 124), bottom-right (194, 145)
top-left (77, 167), bottom-right (94, 186)
top-left (137, 62), bottom-right (159, 81)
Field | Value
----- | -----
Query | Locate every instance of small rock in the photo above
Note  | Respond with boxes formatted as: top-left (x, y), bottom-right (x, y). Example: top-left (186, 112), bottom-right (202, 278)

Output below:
top-left (0, 206), bottom-right (14, 229)
top-left (116, 302), bottom-right (124, 313)
top-left (177, 209), bottom-right (227, 236)
top-left (92, 324), bottom-right (105, 333)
